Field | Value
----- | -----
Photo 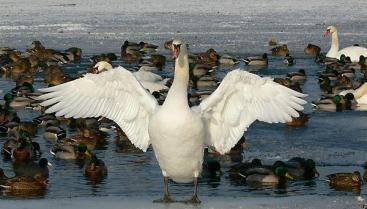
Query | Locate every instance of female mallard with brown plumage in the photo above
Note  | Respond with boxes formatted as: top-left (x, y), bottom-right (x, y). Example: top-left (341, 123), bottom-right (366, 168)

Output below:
top-left (84, 155), bottom-right (107, 182)
top-left (326, 171), bottom-right (362, 189)
top-left (0, 175), bottom-right (48, 191)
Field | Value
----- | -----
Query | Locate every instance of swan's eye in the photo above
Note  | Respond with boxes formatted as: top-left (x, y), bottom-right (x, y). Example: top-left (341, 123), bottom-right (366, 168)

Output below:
top-left (173, 44), bottom-right (181, 49)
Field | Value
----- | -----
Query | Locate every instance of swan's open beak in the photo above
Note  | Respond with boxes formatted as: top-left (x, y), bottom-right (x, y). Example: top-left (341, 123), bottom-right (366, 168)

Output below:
top-left (323, 30), bottom-right (331, 37)
top-left (172, 44), bottom-right (181, 59)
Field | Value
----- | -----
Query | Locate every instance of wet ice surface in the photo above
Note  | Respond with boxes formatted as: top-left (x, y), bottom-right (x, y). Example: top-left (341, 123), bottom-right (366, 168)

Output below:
top-left (1, 0), bottom-right (367, 208)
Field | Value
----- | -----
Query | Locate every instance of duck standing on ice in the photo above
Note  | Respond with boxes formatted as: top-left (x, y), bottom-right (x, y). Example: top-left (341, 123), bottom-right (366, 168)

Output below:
top-left (39, 39), bottom-right (306, 203)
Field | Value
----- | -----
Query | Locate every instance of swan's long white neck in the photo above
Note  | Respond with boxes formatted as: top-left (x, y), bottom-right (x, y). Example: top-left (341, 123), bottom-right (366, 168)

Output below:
top-left (327, 31), bottom-right (339, 58)
top-left (163, 45), bottom-right (189, 109)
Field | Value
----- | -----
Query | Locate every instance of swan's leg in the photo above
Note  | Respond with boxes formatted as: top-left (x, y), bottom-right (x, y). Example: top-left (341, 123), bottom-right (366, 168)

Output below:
top-left (153, 171), bottom-right (175, 203)
top-left (184, 172), bottom-right (201, 204)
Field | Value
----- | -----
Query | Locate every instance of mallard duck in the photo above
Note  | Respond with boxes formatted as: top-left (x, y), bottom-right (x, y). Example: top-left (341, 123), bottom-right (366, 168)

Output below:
top-left (43, 124), bottom-right (66, 141)
top-left (11, 82), bottom-right (34, 96)
top-left (218, 54), bottom-right (238, 65)
top-left (242, 165), bottom-right (293, 185)
top-left (115, 128), bottom-right (144, 153)
top-left (0, 175), bottom-right (48, 191)
top-left (12, 138), bottom-right (32, 164)
top-left (229, 158), bottom-right (262, 176)
top-left (18, 121), bottom-right (38, 137)
top-left (139, 41), bottom-right (158, 54)
top-left (65, 47), bottom-right (82, 61)
top-left (326, 171), bottom-right (362, 189)
top-left (121, 41), bottom-right (141, 62)
top-left (271, 44), bottom-right (289, 56)
top-left (9, 96), bottom-right (33, 109)
top-left (68, 119), bottom-right (107, 149)
top-left (148, 54), bottom-right (166, 70)
top-left (283, 53), bottom-right (295, 66)
top-left (50, 143), bottom-right (91, 160)
top-left (84, 155), bottom-right (107, 182)
top-left (273, 78), bottom-right (291, 87)
top-left (312, 95), bottom-right (343, 112)
top-left (11, 58), bottom-right (31, 74)
top-left (195, 48), bottom-right (219, 66)
top-left (201, 149), bottom-right (222, 179)
top-left (304, 44), bottom-right (321, 56)
top-left (332, 76), bottom-right (353, 94)
top-left (244, 53), bottom-right (268, 66)
top-left (339, 83), bottom-right (367, 105)
top-left (195, 75), bottom-right (218, 90)
top-left (13, 158), bottom-right (51, 178)
top-left (285, 111), bottom-right (309, 127)
top-left (284, 157), bottom-right (319, 180)
top-left (190, 64), bottom-right (215, 78)
top-left (32, 114), bottom-right (58, 126)
top-left (15, 74), bottom-right (34, 87)
top-left (339, 68), bottom-right (355, 79)
top-left (287, 69), bottom-right (306, 82)
top-left (43, 65), bottom-right (68, 85)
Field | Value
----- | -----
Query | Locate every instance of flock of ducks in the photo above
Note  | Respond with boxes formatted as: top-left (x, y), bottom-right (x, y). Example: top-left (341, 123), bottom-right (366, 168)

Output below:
top-left (0, 25), bottom-right (366, 201)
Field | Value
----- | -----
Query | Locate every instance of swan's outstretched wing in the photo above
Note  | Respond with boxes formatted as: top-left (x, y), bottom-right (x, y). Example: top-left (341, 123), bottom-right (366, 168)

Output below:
top-left (38, 66), bottom-right (158, 151)
top-left (194, 69), bottom-right (307, 154)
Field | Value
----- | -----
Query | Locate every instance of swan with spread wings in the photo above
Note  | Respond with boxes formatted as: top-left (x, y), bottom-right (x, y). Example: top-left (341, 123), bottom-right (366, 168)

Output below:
top-left (39, 39), bottom-right (306, 203)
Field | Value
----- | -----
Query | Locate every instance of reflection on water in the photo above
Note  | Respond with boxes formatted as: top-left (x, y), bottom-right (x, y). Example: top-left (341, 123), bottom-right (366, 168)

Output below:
top-left (0, 54), bottom-right (367, 200)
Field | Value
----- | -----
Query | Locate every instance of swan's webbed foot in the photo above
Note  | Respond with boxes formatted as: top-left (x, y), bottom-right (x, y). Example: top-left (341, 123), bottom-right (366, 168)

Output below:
top-left (183, 195), bottom-right (201, 204)
top-left (153, 194), bottom-right (176, 203)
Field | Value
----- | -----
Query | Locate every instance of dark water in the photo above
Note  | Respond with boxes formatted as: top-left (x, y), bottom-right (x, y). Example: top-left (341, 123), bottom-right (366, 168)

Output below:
top-left (0, 51), bottom-right (367, 200)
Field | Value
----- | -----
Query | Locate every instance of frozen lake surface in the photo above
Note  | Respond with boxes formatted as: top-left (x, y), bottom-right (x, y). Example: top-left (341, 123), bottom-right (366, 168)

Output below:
top-left (1, 0), bottom-right (367, 208)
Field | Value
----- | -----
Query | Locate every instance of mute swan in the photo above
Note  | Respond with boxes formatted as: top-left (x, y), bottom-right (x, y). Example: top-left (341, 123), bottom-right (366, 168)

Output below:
top-left (325, 25), bottom-right (367, 62)
top-left (38, 39), bottom-right (306, 203)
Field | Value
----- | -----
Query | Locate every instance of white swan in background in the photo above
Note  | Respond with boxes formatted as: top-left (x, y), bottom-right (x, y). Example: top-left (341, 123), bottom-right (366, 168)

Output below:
top-left (38, 39), bottom-right (306, 203)
top-left (324, 25), bottom-right (367, 62)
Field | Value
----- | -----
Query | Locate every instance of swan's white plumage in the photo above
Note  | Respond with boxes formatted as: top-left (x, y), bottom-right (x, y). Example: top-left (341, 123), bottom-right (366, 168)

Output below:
top-left (336, 46), bottom-right (367, 62)
top-left (39, 39), bottom-right (307, 186)
top-left (133, 69), bottom-right (169, 92)
top-left (326, 25), bottom-right (367, 62)
top-left (195, 70), bottom-right (306, 154)
top-left (133, 69), bottom-right (163, 82)
top-left (38, 67), bottom-right (157, 151)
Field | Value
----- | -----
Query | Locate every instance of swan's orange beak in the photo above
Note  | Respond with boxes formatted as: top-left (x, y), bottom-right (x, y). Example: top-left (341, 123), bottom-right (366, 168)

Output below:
top-left (172, 44), bottom-right (181, 59)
